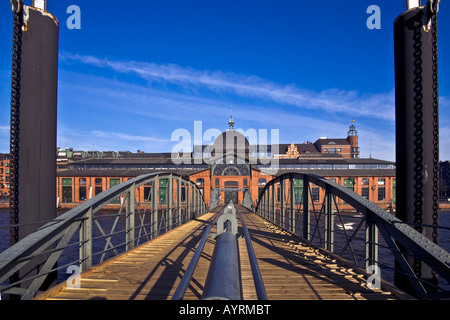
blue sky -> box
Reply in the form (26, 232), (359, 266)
(1, 0), (449, 161)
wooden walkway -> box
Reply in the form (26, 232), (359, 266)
(35, 206), (406, 300)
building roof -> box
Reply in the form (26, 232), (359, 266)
(314, 138), (350, 147)
(272, 169), (396, 177)
(57, 168), (207, 178)
(213, 129), (250, 153)
(277, 143), (320, 154)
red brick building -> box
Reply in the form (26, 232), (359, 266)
(0, 119), (397, 210)
(53, 121), (396, 210)
(0, 154), (10, 198)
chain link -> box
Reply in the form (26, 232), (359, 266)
(410, 1), (440, 279)
(9, 0), (23, 246)
(430, 2), (439, 246)
(412, 16), (424, 277)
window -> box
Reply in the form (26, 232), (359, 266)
(361, 187), (369, 199)
(378, 178), (385, 186)
(196, 178), (204, 186)
(110, 178), (121, 204)
(258, 187), (265, 198)
(329, 148), (336, 153)
(312, 187), (320, 202)
(378, 187), (386, 201)
(62, 186), (72, 203)
(79, 178), (86, 185)
(258, 178), (267, 186)
(215, 178), (220, 187)
(181, 186), (186, 202)
(62, 178), (72, 186)
(361, 178), (369, 186)
(344, 178), (354, 192)
(393, 178), (396, 204)
(95, 186), (103, 196)
(79, 186), (86, 201)
(143, 186), (152, 202)
(94, 176), (102, 195)
(294, 179), (303, 203)
(243, 178), (248, 186)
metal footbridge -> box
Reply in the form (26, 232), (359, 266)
(2, 0), (449, 302)
(1, 172), (450, 300)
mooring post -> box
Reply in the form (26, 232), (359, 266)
(9, 0), (59, 293)
(394, 0), (440, 295)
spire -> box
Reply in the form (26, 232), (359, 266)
(228, 106), (235, 130)
(348, 120), (357, 136)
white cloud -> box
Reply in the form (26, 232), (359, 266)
(90, 131), (171, 143)
(60, 52), (396, 121)
(55, 52), (449, 161)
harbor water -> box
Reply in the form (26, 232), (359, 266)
(1, 209), (450, 295)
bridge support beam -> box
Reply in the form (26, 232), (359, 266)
(151, 178), (158, 239)
(126, 185), (135, 251)
(289, 175), (295, 234)
(302, 176), (310, 241)
(324, 186), (334, 252)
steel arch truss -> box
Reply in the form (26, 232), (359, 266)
(255, 172), (450, 299)
(0, 172), (207, 300)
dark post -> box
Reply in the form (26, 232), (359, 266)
(9, 1), (59, 291)
(394, 2), (439, 295)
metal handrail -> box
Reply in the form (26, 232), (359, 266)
(238, 211), (268, 300)
(0, 172), (208, 300)
(174, 202), (267, 300)
(255, 172), (450, 300)
(201, 202), (241, 300)
(171, 212), (220, 300)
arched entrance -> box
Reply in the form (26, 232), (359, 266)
(224, 189), (238, 204)
(224, 181), (239, 204)
(209, 187), (251, 209)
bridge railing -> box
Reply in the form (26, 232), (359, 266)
(0, 172), (207, 300)
(241, 188), (255, 211)
(255, 172), (450, 300)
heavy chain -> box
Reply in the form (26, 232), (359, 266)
(410, 0), (440, 279)
(412, 16), (424, 277)
(430, 1), (439, 246)
(9, 0), (23, 246)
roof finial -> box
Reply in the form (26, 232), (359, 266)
(228, 105), (235, 130)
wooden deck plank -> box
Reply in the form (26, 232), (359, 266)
(35, 206), (406, 300)
(238, 209), (403, 301)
